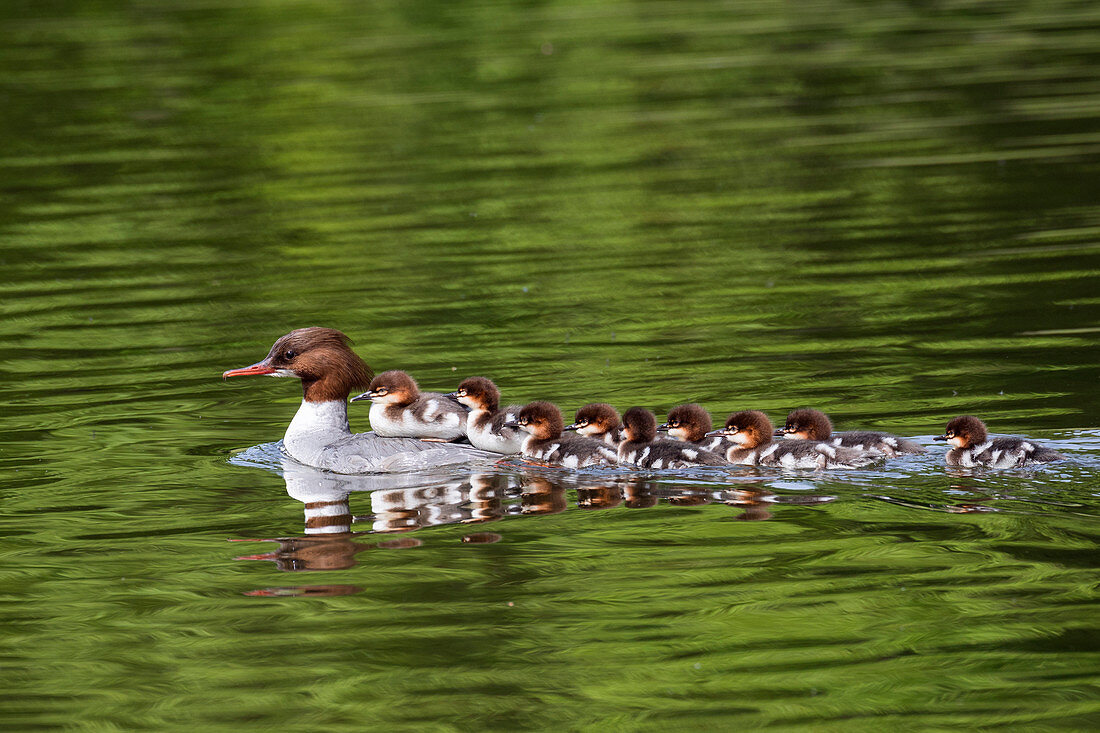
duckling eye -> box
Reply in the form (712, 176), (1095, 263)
(375, 388), (388, 395)
(457, 389), (467, 397)
(578, 420), (589, 427)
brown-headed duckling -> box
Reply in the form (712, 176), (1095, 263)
(935, 415), (1064, 467)
(778, 408), (925, 456)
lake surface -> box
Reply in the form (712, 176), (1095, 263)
(2, 0), (1099, 729)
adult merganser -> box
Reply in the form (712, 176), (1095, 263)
(778, 408), (925, 456)
(448, 376), (525, 454)
(349, 369), (468, 441)
(618, 407), (729, 469)
(709, 410), (880, 469)
(563, 403), (622, 445)
(506, 401), (618, 468)
(935, 415), (1064, 467)
(658, 403), (737, 455)
(222, 328), (490, 473)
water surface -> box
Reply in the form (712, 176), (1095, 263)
(2, 0), (1099, 729)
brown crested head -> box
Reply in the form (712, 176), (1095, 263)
(664, 403), (713, 442)
(364, 370), (420, 405)
(223, 327), (373, 402)
(720, 410), (775, 449)
(453, 376), (500, 411)
(569, 402), (622, 435)
(782, 408), (832, 440)
(515, 401), (564, 440)
(622, 407), (657, 443)
(940, 415), (988, 448)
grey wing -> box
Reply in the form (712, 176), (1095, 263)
(322, 432), (494, 473)
(835, 431), (889, 453)
(827, 445), (880, 468)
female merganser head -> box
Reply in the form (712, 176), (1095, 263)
(779, 408), (926, 456)
(564, 403), (622, 445)
(448, 376), (525, 455)
(934, 415), (1063, 468)
(223, 327), (373, 401)
(619, 407), (729, 469)
(224, 329), (486, 472)
(711, 410), (879, 469)
(508, 401), (617, 468)
(351, 369), (468, 441)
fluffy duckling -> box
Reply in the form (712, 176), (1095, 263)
(711, 410), (880, 469)
(935, 415), (1064, 467)
(618, 407), (729, 469)
(507, 401), (618, 468)
(351, 370), (468, 441)
(448, 376), (525, 454)
(778, 408), (925, 456)
(658, 403), (737, 455)
(564, 403), (622, 445)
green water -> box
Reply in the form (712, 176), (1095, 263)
(3, 0), (1100, 729)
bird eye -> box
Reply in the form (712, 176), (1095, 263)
(283, 349), (297, 360)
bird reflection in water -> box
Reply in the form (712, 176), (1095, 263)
(519, 476), (567, 516)
(576, 484), (623, 510)
(229, 447), (840, 595)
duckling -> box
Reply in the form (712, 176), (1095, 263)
(619, 407), (729, 469)
(564, 403), (622, 445)
(506, 401), (618, 468)
(778, 408), (925, 456)
(710, 410), (880, 469)
(351, 370), (468, 441)
(658, 403), (737, 455)
(448, 376), (525, 454)
(935, 415), (1064, 467)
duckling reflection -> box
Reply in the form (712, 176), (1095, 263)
(462, 532), (503, 544)
(519, 476), (568, 515)
(465, 473), (507, 525)
(717, 484), (775, 521)
(623, 478), (659, 509)
(233, 534), (375, 571)
(369, 481), (473, 533)
(576, 484), (624, 510)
